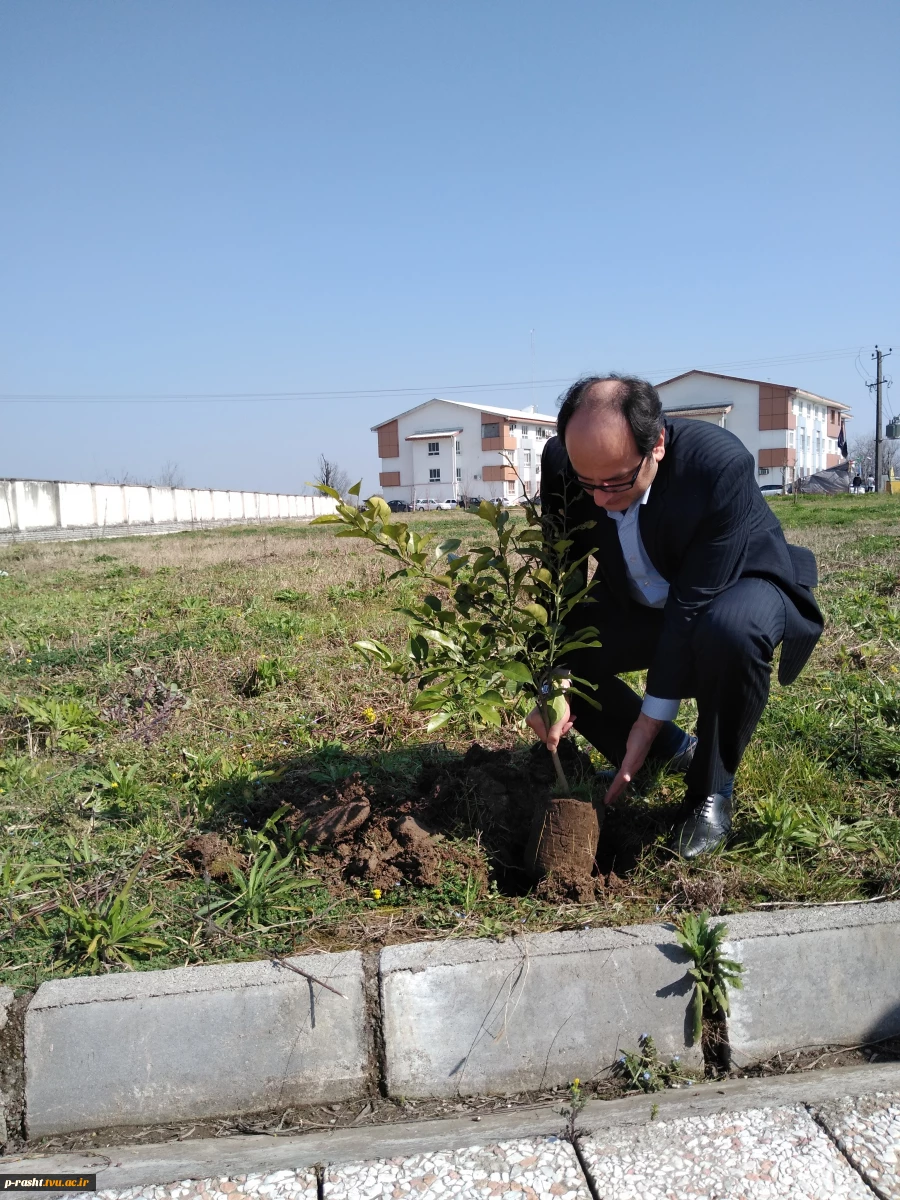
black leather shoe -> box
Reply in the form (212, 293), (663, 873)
(668, 792), (732, 858)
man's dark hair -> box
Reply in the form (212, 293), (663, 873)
(556, 374), (664, 455)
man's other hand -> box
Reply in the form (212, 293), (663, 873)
(603, 713), (664, 806)
(526, 702), (574, 753)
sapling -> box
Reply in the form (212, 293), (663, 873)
(313, 483), (604, 878)
(313, 483), (601, 794)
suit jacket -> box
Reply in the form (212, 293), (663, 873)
(540, 418), (824, 699)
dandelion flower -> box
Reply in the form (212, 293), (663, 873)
(362, 706), (377, 723)
(372, 888), (382, 899)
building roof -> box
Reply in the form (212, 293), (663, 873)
(655, 369), (851, 410)
(663, 402), (734, 418)
(405, 429), (463, 440)
(371, 397), (558, 431)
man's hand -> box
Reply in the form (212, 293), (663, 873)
(526, 701), (574, 753)
(603, 712), (664, 806)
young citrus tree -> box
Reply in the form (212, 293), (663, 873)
(312, 483), (602, 796)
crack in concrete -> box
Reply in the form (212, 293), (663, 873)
(806, 1104), (891, 1200)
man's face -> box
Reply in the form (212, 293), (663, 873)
(564, 405), (665, 512)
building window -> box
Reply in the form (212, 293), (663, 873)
(536, 427), (546, 438)
(509, 422), (517, 432)
(455, 440), (461, 454)
(456, 467), (461, 481)
(427, 441), (440, 456)
(524, 450), (532, 466)
(758, 467), (770, 476)
(506, 480), (516, 494)
(429, 468), (441, 482)
(481, 422), (500, 438)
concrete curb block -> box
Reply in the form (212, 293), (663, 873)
(380, 924), (705, 1099)
(7, 902), (900, 1140)
(24, 953), (368, 1138)
(4, 1064), (898, 1190)
(722, 902), (900, 1063)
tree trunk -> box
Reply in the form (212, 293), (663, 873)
(525, 796), (600, 883)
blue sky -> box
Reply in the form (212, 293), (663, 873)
(2, 1), (897, 493)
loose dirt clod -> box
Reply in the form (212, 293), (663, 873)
(182, 833), (246, 880)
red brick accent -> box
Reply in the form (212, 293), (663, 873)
(482, 465), (517, 482)
(758, 385), (797, 432)
(377, 420), (400, 458)
(379, 471), (400, 487)
(826, 453), (841, 468)
(759, 448), (797, 469)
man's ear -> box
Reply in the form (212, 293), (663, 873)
(651, 428), (666, 463)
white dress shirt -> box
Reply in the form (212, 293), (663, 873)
(606, 485), (680, 722)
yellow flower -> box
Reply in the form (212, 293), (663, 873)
(26, 658), (32, 663)
(363, 706), (377, 724)
(110, 782), (119, 788)
(372, 888), (382, 899)
(573, 1077), (580, 1086)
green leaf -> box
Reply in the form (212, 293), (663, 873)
(310, 514), (345, 525)
(500, 662), (533, 684)
(353, 639), (394, 664)
(521, 602), (548, 626)
(312, 483), (341, 500)
(348, 481), (362, 497)
(426, 711), (453, 732)
(546, 693), (568, 725)
(422, 629), (461, 652)
(474, 703), (502, 726)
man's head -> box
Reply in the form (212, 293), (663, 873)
(556, 374), (666, 511)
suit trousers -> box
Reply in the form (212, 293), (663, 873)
(566, 578), (787, 798)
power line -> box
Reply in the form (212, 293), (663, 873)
(0, 345), (865, 405)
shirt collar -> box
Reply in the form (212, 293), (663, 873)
(606, 483), (653, 521)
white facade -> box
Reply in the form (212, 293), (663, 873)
(373, 399), (557, 504)
(655, 371), (851, 490)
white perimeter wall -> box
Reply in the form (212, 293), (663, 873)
(0, 479), (337, 534)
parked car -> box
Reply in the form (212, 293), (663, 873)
(758, 484), (784, 494)
(413, 497), (440, 511)
(436, 499), (459, 510)
(387, 499), (411, 512)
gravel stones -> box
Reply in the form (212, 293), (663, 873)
(324, 1137), (590, 1199)
(579, 1103), (873, 1199)
(816, 1091), (900, 1197)
(88, 1172), (318, 1200)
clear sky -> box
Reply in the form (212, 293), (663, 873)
(2, 1), (898, 493)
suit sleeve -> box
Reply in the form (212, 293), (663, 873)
(645, 447), (756, 699)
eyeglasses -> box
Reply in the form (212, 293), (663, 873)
(578, 455), (646, 495)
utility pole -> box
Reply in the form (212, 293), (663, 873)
(871, 345), (892, 491)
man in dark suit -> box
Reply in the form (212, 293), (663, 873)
(527, 374), (823, 857)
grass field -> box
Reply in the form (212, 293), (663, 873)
(1, 493), (899, 990)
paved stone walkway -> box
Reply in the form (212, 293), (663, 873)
(71, 1091), (898, 1200)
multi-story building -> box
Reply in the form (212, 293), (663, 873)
(373, 399), (557, 504)
(373, 371), (853, 502)
(655, 370), (852, 489)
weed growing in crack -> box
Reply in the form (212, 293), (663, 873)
(613, 1033), (695, 1093)
(674, 910), (744, 1045)
(559, 1076), (587, 1142)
